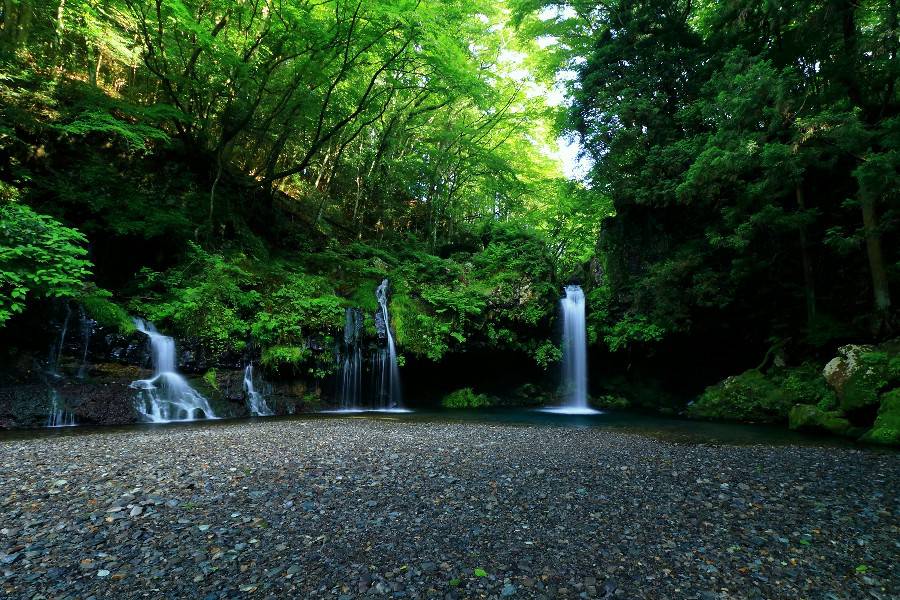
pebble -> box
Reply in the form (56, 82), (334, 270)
(0, 419), (895, 599)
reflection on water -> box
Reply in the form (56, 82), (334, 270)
(0, 406), (881, 450)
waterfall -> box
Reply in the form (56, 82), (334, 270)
(46, 390), (76, 428)
(541, 285), (599, 415)
(47, 303), (72, 377)
(77, 306), (92, 379)
(561, 285), (588, 408)
(337, 308), (363, 409)
(129, 318), (217, 422)
(375, 279), (402, 408)
(243, 364), (273, 416)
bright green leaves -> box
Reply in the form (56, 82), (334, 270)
(0, 201), (93, 326)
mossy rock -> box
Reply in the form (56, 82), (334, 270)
(788, 404), (857, 438)
(442, 387), (494, 409)
(839, 350), (900, 413)
(860, 389), (900, 446)
(687, 369), (790, 423)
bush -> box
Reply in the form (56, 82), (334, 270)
(81, 291), (134, 334)
(0, 201), (93, 326)
(442, 388), (494, 409)
(594, 395), (631, 410)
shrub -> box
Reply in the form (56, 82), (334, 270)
(442, 388), (494, 409)
(0, 201), (92, 326)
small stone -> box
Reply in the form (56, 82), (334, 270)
(97, 570), (110, 577)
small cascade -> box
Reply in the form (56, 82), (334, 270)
(47, 303), (72, 377)
(337, 308), (363, 409)
(130, 318), (217, 422)
(542, 284), (599, 415)
(374, 279), (402, 408)
(77, 306), (93, 379)
(46, 390), (76, 428)
(243, 364), (273, 416)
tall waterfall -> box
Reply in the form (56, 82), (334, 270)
(337, 308), (363, 409)
(541, 285), (599, 415)
(243, 365), (273, 416)
(561, 285), (589, 408)
(130, 319), (217, 422)
(375, 279), (402, 408)
(46, 390), (76, 428)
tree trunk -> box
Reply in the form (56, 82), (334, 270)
(861, 196), (892, 333)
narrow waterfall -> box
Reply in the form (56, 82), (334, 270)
(130, 318), (217, 422)
(47, 303), (72, 377)
(375, 279), (402, 408)
(337, 308), (363, 409)
(561, 284), (588, 408)
(46, 390), (76, 428)
(542, 284), (599, 415)
(243, 364), (273, 416)
(77, 306), (92, 379)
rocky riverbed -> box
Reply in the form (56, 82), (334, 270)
(0, 418), (897, 599)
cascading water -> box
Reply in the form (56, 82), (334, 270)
(46, 390), (76, 428)
(243, 364), (273, 416)
(374, 279), (402, 409)
(47, 303), (72, 377)
(77, 306), (93, 379)
(337, 308), (363, 409)
(130, 318), (217, 422)
(541, 284), (600, 415)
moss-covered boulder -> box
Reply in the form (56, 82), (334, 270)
(687, 370), (790, 422)
(822, 344), (873, 398)
(860, 389), (900, 446)
(442, 387), (494, 408)
(788, 404), (857, 437)
(838, 350), (900, 413)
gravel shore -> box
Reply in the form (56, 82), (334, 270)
(0, 418), (897, 599)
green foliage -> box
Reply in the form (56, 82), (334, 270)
(202, 369), (218, 391)
(441, 388), (494, 409)
(81, 291), (134, 334)
(840, 350), (900, 412)
(260, 345), (311, 374)
(688, 370), (791, 423)
(780, 364), (837, 410)
(54, 108), (171, 151)
(0, 201), (92, 326)
(788, 404), (855, 438)
(533, 341), (561, 369)
(595, 395), (631, 410)
(860, 389), (900, 446)
(132, 245), (260, 358)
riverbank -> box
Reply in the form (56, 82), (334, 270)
(1, 418), (896, 599)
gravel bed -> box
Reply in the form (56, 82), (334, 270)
(0, 418), (897, 599)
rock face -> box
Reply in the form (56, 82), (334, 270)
(0, 385), (52, 429)
(57, 380), (139, 425)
